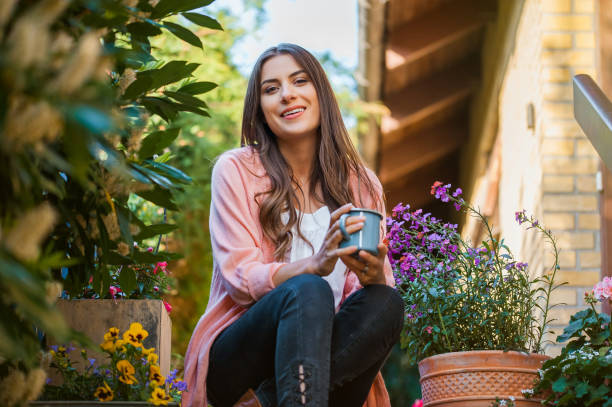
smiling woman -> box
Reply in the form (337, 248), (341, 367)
(182, 43), (404, 407)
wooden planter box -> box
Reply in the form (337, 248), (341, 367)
(55, 299), (172, 376)
(31, 402), (178, 406)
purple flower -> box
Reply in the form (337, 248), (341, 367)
(515, 210), (527, 224)
(88, 358), (96, 367)
(452, 188), (463, 197)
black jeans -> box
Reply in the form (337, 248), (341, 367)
(206, 274), (404, 407)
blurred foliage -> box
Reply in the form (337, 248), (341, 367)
(148, 9), (246, 360)
(0, 0), (223, 401)
(382, 344), (422, 406)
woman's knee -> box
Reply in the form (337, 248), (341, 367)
(363, 285), (405, 339)
(279, 274), (334, 312)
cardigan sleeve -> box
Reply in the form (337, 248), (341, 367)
(209, 152), (287, 306)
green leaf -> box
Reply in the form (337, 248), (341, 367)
(137, 186), (178, 210)
(69, 106), (113, 134)
(131, 163), (174, 189)
(139, 128), (181, 158)
(178, 81), (217, 94)
(152, 0), (215, 19)
(143, 61), (199, 90)
(116, 205), (134, 248)
(144, 159), (192, 183)
(575, 382), (589, 398)
(132, 250), (182, 263)
(174, 102), (210, 117)
(141, 97), (179, 121)
(163, 21), (202, 48)
(106, 252), (133, 265)
(118, 267), (137, 295)
(123, 75), (154, 100)
(182, 12), (223, 30)
(134, 224), (179, 240)
(552, 377), (567, 392)
(163, 90), (208, 109)
(127, 21), (163, 37)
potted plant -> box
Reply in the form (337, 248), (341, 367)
(33, 322), (186, 406)
(387, 182), (561, 406)
(527, 277), (611, 406)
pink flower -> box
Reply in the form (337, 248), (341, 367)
(163, 300), (172, 313)
(425, 326), (433, 334)
(153, 261), (168, 275)
(412, 400), (423, 407)
(153, 286), (159, 292)
(593, 277), (612, 301)
(109, 285), (121, 299)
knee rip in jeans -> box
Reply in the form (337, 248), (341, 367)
(294, 364), (311, 405)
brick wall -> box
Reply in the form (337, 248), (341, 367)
(495, 0), (600, 355)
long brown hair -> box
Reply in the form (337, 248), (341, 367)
(241, 43), (380, 260)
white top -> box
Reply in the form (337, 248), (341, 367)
(281, 206), (347, 308)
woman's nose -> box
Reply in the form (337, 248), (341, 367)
(280, 85), (296, 103)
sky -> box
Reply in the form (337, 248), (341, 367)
(210, 0), (359, 75)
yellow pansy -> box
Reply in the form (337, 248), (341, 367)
(116, 360), (137, 385)
(100, 340), (116, 353)
(149, 364), (165, 387)
(148, 387), (171, 406)
(103, 327), (120, 342)
(147, 352), (158, 365)
(123, 322), (148, 347)
(94, 381), (114, 401)
(142, 347), (155, 356)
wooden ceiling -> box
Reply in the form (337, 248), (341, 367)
(377, 0), (496, 214)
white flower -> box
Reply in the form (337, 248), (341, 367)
(4, 203), (58, 261)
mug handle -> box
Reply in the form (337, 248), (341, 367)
(339, 213), (351, 240)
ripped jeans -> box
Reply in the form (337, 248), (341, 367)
(206, 274), (404, 407)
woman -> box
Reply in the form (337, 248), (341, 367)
(183, 43), (404, 407)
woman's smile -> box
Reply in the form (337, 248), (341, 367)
(280, 105), (306, 119)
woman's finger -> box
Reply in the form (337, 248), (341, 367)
(329, 203), (353, 226)
(329, 222), (364, 247)
(333, 245), (359, 258)
(340, 254), (365, 270)
(358, 249), (379, 266)
(376, 243), (388, 260)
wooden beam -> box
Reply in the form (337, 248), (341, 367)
(385, 0), (487, 92)
(381, 61), (478, 146)
(379, 118), (467, 184)
(357, 0), (386, 170)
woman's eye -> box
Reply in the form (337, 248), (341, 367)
(295, 78), (308, 85)
(263, 86), (277, 94)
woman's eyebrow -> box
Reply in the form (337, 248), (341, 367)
(260, 70), (307, 87)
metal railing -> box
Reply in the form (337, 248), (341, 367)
(573, 74), (612, 171)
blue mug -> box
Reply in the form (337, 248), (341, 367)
(338, 208), (383, 257)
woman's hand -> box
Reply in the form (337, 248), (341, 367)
(309, 203), (364, 277)
(341, 243), (388, 286)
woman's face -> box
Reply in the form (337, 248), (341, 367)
(259, 54), (321, 143)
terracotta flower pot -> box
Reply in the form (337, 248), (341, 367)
(418, 350), (550, 407)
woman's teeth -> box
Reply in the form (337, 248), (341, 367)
(282, 108), (305, 117)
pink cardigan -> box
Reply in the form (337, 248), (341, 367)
(182, 147), (394, 407)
